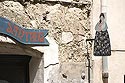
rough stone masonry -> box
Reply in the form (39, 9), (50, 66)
(0, 0), (92, 83)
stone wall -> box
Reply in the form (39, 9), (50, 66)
(0, 0), (92, 83)
(1, 0), (92, 62)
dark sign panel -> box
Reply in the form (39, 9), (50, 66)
(0, 17), (49, 45)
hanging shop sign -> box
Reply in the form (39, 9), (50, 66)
(0, 17), (49, 46)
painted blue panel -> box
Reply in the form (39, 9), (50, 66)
(0, 17), (49, 45)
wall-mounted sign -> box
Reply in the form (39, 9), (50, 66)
(0, 17), (49, 46)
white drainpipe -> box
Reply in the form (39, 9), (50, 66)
(101, 0), (109, 83)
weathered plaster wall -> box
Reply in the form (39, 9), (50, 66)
(92, 0), (125, 83)
(107, 0), (125, 83)
(0, 0), (92, 83)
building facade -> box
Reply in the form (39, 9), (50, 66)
(92, 0), (125, 83)
(0, 0), (92, 83)
(0, 0), (124, 83)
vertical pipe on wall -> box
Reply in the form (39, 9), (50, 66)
(101, 0), (109, 83)
(102, 56), (108, 83)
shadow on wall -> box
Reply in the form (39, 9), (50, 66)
(29, 56), (43, 83)
(1, 0), (91, 11)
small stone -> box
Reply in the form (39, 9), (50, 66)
(62, 32), (73, 44)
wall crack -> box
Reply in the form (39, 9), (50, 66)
(44, 63), (59, 69)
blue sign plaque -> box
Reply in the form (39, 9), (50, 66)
(0, 17), (49, 45)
